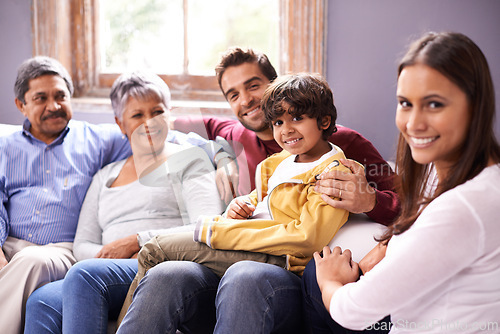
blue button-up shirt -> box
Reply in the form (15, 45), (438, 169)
(0, 119), (131, 246)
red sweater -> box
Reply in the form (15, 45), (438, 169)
(174, 117), (399, 226)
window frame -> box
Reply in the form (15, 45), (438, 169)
(32, 0), (327, 102)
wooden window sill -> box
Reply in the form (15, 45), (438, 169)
(72, 97), (234, 119)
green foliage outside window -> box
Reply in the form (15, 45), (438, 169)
(100, 0), (279, 75)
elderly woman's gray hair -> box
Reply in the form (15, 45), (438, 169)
(110, 72), (172, 120)
(14, 56), (74, 104)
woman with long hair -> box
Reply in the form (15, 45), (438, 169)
(302, 31), (500, 333)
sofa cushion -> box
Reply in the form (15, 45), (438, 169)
(0, 123), (22, 137)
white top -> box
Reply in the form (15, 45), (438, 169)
(331, 164), (500, 333)
(252, 145), (339, 219)
(73, 145), (223, 261)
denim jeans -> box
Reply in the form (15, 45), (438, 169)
(24, 258), (138, 334)
(215, 261), (304, 334)
(117, 260), (220, 334)
(301, 259), (390, 334)
(119, 232), (287, 323)
(117, 260), (304, 334)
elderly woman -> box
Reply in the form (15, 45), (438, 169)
(24, 72), (224, 334)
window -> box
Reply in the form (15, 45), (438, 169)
(32, 0), (327, 104)
(100, 0), (280, 76)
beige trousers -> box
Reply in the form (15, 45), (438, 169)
(118, 232), (286, 326)
(0, 237), (76, 334)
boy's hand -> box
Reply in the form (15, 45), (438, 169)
(315, 158), (376, 214)
(226, 198), (255, 219)
(314, 246), (360, 311)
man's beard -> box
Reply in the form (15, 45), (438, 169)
(238, 117), (270, 134)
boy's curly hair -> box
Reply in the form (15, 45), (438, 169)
(261, 73), (337, 139)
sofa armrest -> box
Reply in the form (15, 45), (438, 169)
(0, 123), (22, 137)
(328, 214), (387, 263)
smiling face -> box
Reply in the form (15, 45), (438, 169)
(15, 74), (72, 144)
(116, 96), (169, 157)
(272, 104), (331, 163)
(396, 63), (471, 177)
(220, 62), (272, 137)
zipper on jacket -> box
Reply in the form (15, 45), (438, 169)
(266, 179), (304, 220)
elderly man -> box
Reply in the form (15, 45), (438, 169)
(0, 56), (131, 333)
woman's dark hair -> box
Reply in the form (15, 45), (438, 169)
(261, 73), (338, 140)
(381, 32), (500, 242)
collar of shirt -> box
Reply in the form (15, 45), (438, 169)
(22, 118), (70, 147)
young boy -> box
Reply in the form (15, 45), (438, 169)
(118, 73), (356, 322)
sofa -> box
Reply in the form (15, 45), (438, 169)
(1, 121), (386, 333)
(0, 121), (387, 259)
(0, 122), (21, 137)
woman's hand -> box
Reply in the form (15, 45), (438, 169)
(226, 197), (255, 219)
(95, 235), (141, 259)
(314, 246), (360, 311)
(315, 159), (376, 214)
(359, 242), (387, 274)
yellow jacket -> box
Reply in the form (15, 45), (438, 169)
(195, 147), (351, 274)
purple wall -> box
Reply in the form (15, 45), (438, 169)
(326, 0), (500, 160)
(0, 0), (32, 126)
(1, 0), (499, 161)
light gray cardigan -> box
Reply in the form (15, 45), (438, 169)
(73, 144), (224, 261)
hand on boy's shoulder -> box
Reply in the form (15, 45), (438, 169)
(315, 158), (376, 214)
